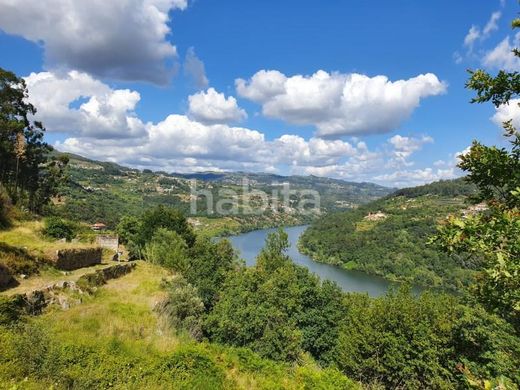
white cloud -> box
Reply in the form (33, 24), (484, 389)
(188, 88), (247, 124)
(483, 11), (501, 36)
(25, 71), (147, 139)
(388, 134), (434, 166)
(492, 98), (520, 127)
(184, 47), (209, 89)
(373, 168), (458, 188)
(236, 70), (446, 137)
(457, 8), (503, 63)
(464, 26), (481, 50)
(28, 70), (453, 187)
(0, 0), (188, 84)
(483, 32), (520, 71)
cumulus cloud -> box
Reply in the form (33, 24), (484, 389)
(25, 71), (147, 139)
(492, 98), (520, 127)
(236, 70), (446, 137)
(483, 32), (520, 71)
(388, 134), (434, 167)
(188, 88), (247, 124)
(373, 168), (458, 188)
(28, 70), (451, 187)
(0, 0), (188, 84)
(184, 47), (209, 89)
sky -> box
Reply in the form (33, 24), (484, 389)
(0, 0), (518, 187)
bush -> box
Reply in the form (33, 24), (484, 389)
(143, 228), (189, 271)
(333, 288), (520, 388)
(0, 296), (24, 326)
(155, 276), (205, 340)
(42, 217), (77, 241)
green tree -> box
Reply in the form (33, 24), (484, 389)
(185, 237), (237, 309)
(0, 67), (67, 212)
(205, 229), (346, 363)
(433, 16), (520, 330)
(333, 288), (520, 389)
(138, 205), (195, 247)
(42, 216), (77, 241)
(116, 215), (142, 258)
(143, 228), (189, 272)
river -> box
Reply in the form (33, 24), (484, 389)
(227, 225), (402, 297)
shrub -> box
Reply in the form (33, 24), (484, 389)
(155, 276), (205, 340)
(42, 216), (77, 241)
(143, 228), (189, 271)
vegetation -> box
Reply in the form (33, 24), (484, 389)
(300, 178), (476, 290)
(50, 152), (392, 233)
(433, 17), (520, 332)
(0, 261), (359, 389)
(42, 216), (78, 241)
(0, 67), (67, 214)
(0, 49), (519, 389)
(335, 288), (519, 389)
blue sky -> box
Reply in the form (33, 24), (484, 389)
(0, 0), (517, 187)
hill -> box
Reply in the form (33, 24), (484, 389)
(51, 153), (393, 234)
(299, 178), (479, 290)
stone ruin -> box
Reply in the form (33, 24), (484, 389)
(53, 248), (103, 270)
(96, 235), (119, 251)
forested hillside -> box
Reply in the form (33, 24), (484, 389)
(51, 153), (392, 234)
(299, 178), (478, 290)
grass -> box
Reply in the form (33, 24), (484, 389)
(0, 220), (95, 259)
(44, 261), (176, 349)
(1, 261), (359, 389)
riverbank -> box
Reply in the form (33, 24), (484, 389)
(226, 225), (412, 297)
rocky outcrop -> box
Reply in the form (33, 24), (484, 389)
(53, 248), (102, 270)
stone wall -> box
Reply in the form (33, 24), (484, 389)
(77, 263), (136, 289)
(2, 263), (137, 321)
(54, 248), (102, 270)
(0, 263), (13, 289)
(96, 235), (119, 251)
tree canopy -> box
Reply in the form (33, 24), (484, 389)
(0, 67), (67, 214)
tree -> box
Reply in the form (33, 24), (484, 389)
(185, 237), (237, 309)
(138, 205), (195, 248)
(204, 229), (346, 363)
(433, 17), (520, 330)
(143, 228), (189, 272)
(0, 67), (67, 212)
(333, 288), (520, 388)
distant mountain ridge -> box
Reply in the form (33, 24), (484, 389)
(52, 152), (394, 234)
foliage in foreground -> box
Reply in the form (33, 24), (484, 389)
(434, 16), (520, 331)
(0, 67), (68, 213)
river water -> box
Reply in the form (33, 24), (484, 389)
(227, 225), (400, 297)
